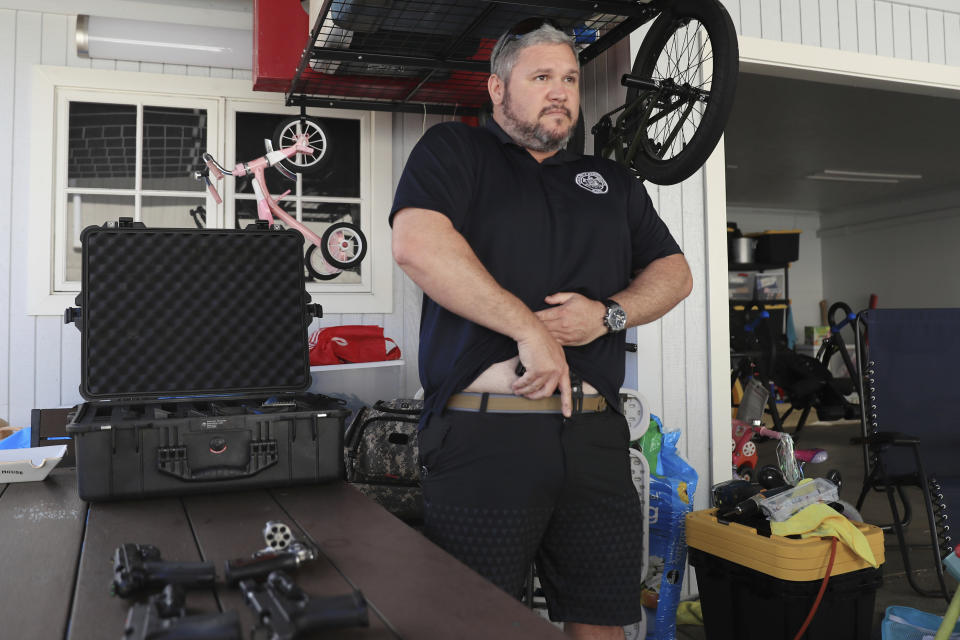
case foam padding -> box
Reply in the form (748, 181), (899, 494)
(79, 226), (311, 399)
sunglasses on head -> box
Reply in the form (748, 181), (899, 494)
(505, 17), (569, 39)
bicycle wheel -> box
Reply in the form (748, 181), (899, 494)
(321, 222), (367, 271)
(271, 116), (330, 174)
(624, 0), (738, 185)
(304, 244), (341, 280)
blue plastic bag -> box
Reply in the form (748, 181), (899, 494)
(647, 428), (698, 640)
(0, 427), (30, 450)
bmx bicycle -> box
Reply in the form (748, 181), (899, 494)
(195, 116), (366, 281)
(592, 0), (739, 185)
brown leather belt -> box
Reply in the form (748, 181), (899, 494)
(446, 392), (606, 414)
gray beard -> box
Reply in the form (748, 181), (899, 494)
(501, 90), (574, 153)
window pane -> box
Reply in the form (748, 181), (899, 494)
(300, 118), (360, 198)
(68, 102), (136, 189)
(303, 202), (362, 285)
(142, 196), (206, 229)
(142, 107), (209, 192)
(234, 112), (360, 198)
(64, 194), (135, 281)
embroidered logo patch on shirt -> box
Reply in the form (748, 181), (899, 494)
(575, 171), (609, 194)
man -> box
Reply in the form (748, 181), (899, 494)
(390, 18), (692, 640)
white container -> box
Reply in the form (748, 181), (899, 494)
(0, 445), (67, 482)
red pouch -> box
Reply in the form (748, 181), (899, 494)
(309, 325), (401, 365)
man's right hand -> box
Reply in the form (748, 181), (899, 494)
(511, 324), (572, 417)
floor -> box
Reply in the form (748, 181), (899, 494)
(675, 418), (957, 640)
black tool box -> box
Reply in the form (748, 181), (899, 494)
(65, 220), (349, 501)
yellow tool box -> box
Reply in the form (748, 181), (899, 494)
(686, 508), (884, 640)
(686, 508), (884, 581)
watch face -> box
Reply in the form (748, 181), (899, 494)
(606, 303), (627, 331)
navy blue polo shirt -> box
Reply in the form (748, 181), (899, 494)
(390, 118), (682, 420)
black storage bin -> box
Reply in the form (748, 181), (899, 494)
(689, 547), (882, 640)
(65, 220), (347, 501)
(747, 230), (800, 263)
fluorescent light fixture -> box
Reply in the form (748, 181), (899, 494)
(806, 169), (923, 184)
(823, 169), (923, 180)
(808, 175), (899, 184)
(76, 14), (251, 69)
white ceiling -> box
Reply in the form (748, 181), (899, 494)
(723, 72), (960, 214)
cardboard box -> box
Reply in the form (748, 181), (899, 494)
(805, 325), (830, 347)
(0, 445), (67, 482)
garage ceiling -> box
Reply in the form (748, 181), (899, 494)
(723, 72), (960, 214)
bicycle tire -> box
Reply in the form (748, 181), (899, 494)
(304, 244), (341, 280)
(321, 222), (367, 271)
(624, 0), (738, 185)
(271, 116), (331, 175)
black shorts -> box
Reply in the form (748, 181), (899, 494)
(417, 406), (644, 626)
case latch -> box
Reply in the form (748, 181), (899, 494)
(118, 217), (135, 228)
(307, 303), (323, 319)
(64, 307), (82, 325)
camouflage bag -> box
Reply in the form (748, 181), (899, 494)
(344, 399), (423, 522)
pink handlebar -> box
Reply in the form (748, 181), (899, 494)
(757, 426), (782, 440)
(205, 157), (224, 181)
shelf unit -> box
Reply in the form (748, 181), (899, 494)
(729, 261), (791, 348)
(285, 0), (661, 114)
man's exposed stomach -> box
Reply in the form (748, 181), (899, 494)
(463, 356), (599, 394)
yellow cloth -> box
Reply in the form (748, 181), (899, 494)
(676, 600), (703, 626)
(770, 502), (879, 568)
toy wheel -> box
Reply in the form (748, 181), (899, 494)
(271, 116), (330, 174)
(304, 244), (341, 280)
(321, 222), (367, 270)
(736, 464), (754, 482)
(623, 0), (738, 184)
(740, 440), (757, 457)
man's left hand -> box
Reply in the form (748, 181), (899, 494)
(535, 292), (607, 346)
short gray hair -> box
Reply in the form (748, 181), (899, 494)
(489, 22), (579, 83)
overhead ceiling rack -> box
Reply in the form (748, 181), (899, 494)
(285, 0), (660, 115)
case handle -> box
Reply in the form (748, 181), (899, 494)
(156, 440), (278, 481)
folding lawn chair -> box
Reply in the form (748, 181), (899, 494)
(853, 308), (958, 601)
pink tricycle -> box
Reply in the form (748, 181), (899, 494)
(732, 419), (828, 483)
(196, 116), (366, 281)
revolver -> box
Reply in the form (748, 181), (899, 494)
(224, 521), (317, 585)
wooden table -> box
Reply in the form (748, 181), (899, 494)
(0, 470), (566, 639)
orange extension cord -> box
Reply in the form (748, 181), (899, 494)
(792, 537), (839, 640)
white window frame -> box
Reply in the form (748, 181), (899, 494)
(28, 65), (393, 315)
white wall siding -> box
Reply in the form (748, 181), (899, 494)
(0, 10), (15, 422)
(722, 0), (960, 63)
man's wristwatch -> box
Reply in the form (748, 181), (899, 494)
(602, 299), (627, 333)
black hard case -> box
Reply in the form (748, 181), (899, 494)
(65, 221), (347, 501)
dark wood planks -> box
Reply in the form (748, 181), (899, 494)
(0, 470), (87, 639)
(275, 483), (567, 640)
(68, 494), (221, 639)
(183, 489), (398, 639)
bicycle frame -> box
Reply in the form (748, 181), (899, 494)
(200, 137), (327, 250)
